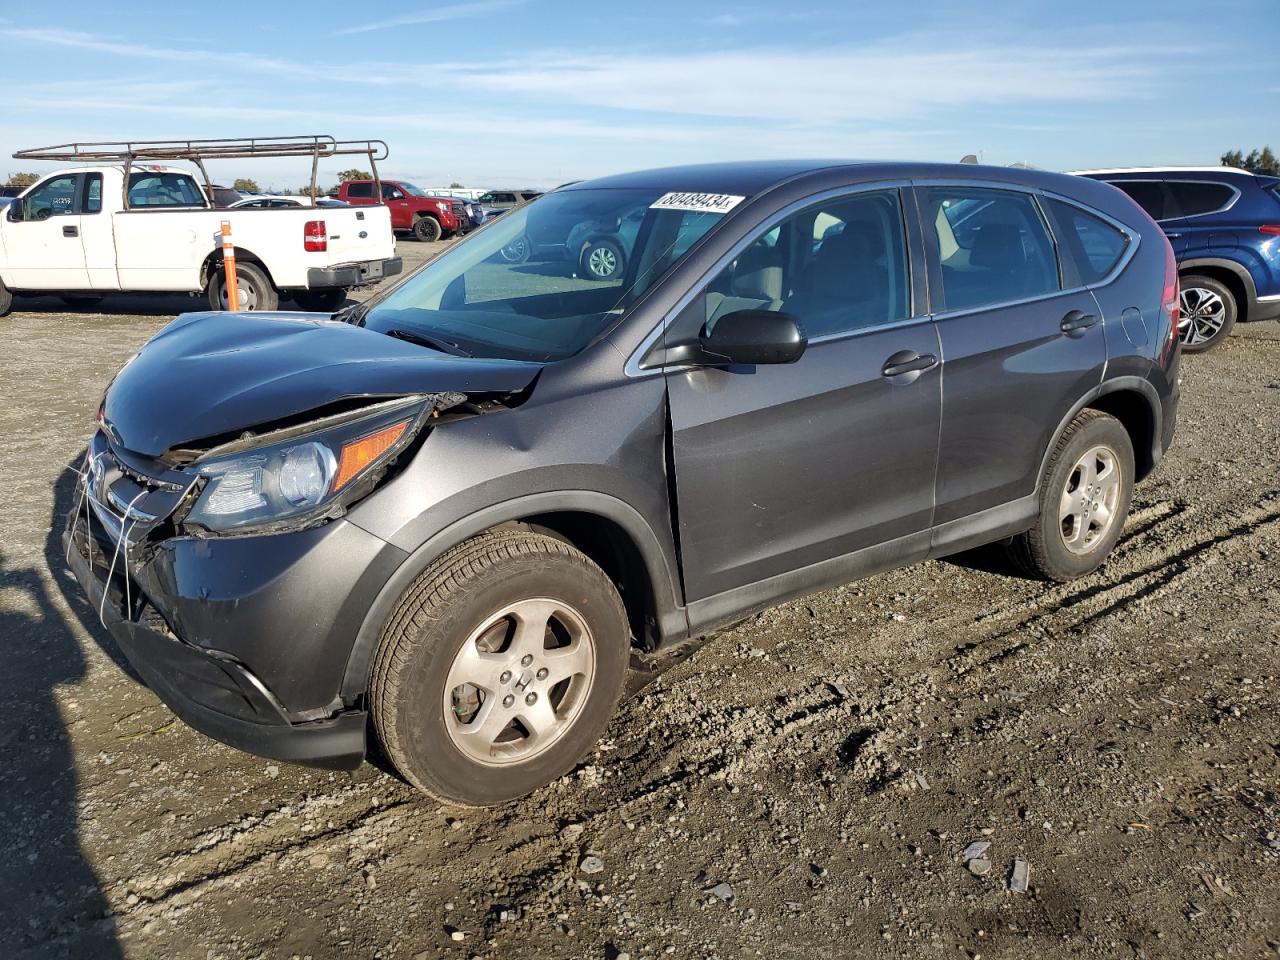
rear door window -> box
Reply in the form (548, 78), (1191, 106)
(1044, 199), (1129, 284)
(345, 182), (374, 199)
(83, 174), (103, 214)
(127, 173), (205, 208)
(1165, 181), (1236, 218)
(920, 187), (1061, 312)
(1105, 180), (1173, 221)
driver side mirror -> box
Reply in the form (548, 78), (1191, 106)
(5, 197), (23, 222)
(698, 309), (807, 365)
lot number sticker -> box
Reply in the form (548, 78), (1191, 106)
(650, 192), (745, 214)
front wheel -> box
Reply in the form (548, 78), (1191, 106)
(413, 216), (442, 242)
(1178, 274), (1236, 353)
(580, 239), (624, 281)
(206, 261), (279, 312)
(1007, 409), (1134, 582)
(0, 277), (12, 317)
(370, 530), (629, 806)
(293, 288), (348, 312)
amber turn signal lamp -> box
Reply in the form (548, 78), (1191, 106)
(331, 421), (409, 493)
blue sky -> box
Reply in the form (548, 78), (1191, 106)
(1, 0), (1276, 190)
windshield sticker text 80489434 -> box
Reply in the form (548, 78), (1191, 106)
(649, 192), (745, 214)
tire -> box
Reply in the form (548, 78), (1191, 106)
(0, 277), (12, 318)
(1007, 409), (1134, 582)
(1178, 274), (1236, 353)
(370, 530), (629, 806)
(580, 239), (625, 281)
(60, 296), (104, 309)
(206, 261), (278, 312)
(413, 216), (442, 242)
(499, 235), (531, 264)
(293, 288), (348, 312)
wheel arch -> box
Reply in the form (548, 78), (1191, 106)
(340, 492), (688, 701)
(1038, 377), (1164, 489)
(1179, 257), (1256, 322)
(200, 246), (277, 289)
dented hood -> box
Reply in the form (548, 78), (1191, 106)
(102, 311), (542, 457)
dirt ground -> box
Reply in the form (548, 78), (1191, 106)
(1, 241), (1278, 960)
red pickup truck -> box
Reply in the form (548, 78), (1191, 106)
(336, 180), (469, 242)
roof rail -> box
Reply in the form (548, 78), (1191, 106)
(1067, 165), (1255, 176)
(13, 136), (390, 206)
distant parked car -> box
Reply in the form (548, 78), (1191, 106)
(209, 185), (244, 208)
(500, 197), (646, 281)
(1075, 166), (1280, 351)
(229, 195), (350, 210)
(478, 189), (542, 219)
(336, 180), (470, 241)
(0, 185), (25, 199)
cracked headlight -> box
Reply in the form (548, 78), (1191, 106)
(184, 400), (426, 533)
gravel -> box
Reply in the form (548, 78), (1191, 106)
(1, 256), (1278, 958)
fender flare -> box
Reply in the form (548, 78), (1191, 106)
(1178, 257), (1258, 305)
(1035, 376), (1164, 491)
(339, 490), (688, 700)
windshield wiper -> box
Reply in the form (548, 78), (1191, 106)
(385, 328), (473, 357)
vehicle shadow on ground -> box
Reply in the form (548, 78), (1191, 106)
(0, 475), (124, 957)
(12, 292), (312, 317)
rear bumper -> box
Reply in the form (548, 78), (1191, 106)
(308, 256), (402, 290)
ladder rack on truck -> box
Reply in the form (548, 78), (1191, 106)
(13, 136), (389, 208)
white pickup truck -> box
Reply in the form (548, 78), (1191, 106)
(0, 163), (401, 316)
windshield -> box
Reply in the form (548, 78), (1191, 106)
(361, 187), (734, 361)
(399, 182), (429, 198)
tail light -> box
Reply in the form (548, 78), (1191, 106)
(304, 220), (327, 252)
(1259, 224), (1280, 236)
(1160, 238), (1180, 361)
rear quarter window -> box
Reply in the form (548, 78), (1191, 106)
(1166, 181), (1236, 218)
(1044, 199), (1129, 285)
(345, 182), (374, 199)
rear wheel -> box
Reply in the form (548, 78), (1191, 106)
(499, 235), (531, 263)
(1007, 409), (1134, 582)
(0, 277), (12, 317)
(293, 288), (348, 312)
(413, 215), (442, 242)
(1178, 274), (1236, 353)
(206, 261), (278, 312)
(60, 296), (104, 309)
(370, 530), (629, 806)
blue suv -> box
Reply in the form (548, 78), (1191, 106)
(1076, 167), (1280, 351)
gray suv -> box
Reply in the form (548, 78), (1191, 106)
(65, 160), (1180, 805)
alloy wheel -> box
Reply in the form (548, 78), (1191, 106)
(1178, 286), (1226, 346)
(1059, 444), (1122, 555)
(587, 246), (618, 278)
(443, 598), (596, 766)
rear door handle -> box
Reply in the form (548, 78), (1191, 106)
(881, 351), (938, 378)
(62, 225), (79, 238)
(1060, 309), (1099, 333)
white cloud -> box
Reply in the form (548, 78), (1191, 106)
(335, 0), (526, 35)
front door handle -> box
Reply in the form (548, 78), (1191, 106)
(881, 351), (939, 379)
(62, 225), (79, 238)
(1060, 309), (1099, 333)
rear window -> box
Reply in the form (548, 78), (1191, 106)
(128, 173), (205, 208)
(1045, 199), (1129, 285)
(1166, 180), (1236, 218)
(345, 182), (374, 199)
(1106, 181), (1172, 221)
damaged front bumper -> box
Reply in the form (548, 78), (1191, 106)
(62, 433), (406, 770)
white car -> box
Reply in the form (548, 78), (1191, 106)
(0, 166), (399, 315)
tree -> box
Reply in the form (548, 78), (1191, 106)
(6, 172), (38, 187)
(449, 181), (465, 189)
(1222, 147), (1279, 176)
(337, 169), (372, 183)
(233, 178), (260, 194)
